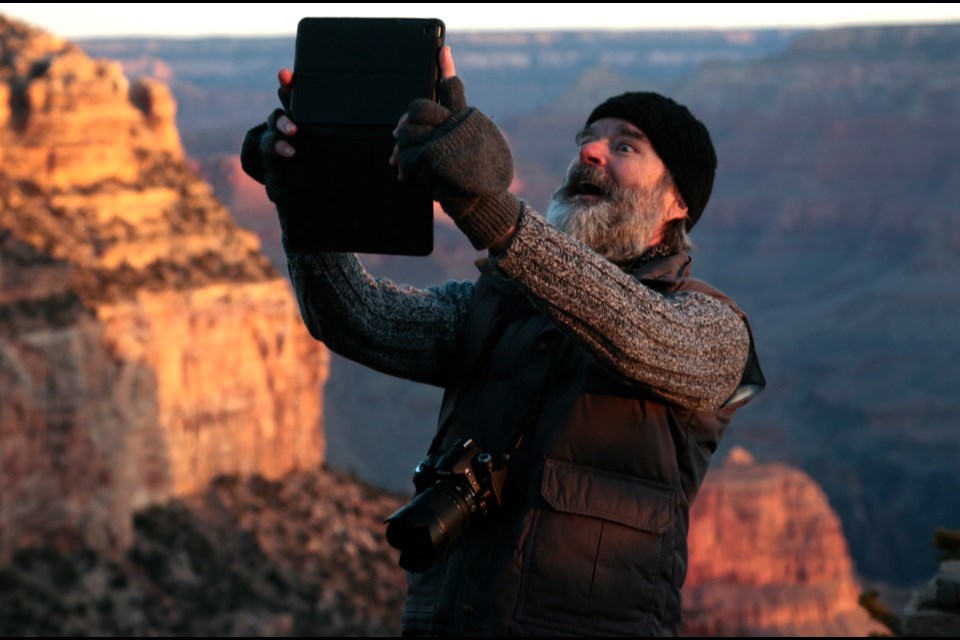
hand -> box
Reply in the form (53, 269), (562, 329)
(392, 46), (512, 198)
(390, 46), (519, 250)
(272, 68), (298, 158)
(389, 46), (457, 177)
(239, 69), (299, 203)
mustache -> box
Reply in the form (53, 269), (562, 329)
(553, 164), (617, 201)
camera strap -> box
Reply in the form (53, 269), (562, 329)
(427, 302), (560, 464)
(428, 367), (553, 466)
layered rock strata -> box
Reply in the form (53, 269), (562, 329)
(683, 447), (882, 636)
(0, 15), (327, 560)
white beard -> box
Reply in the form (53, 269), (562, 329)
(546, 170), (672, 263)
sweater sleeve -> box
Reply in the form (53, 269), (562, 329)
(491, 204), (751, 411)
(285, 250), (473, 388)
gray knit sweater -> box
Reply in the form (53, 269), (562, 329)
(286, 202), (749, 412)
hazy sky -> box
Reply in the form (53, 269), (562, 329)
(5, 3), (960, 38)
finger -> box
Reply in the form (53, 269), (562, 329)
(392, 112), (409, 138)
(260, 128), (295, 159)
(274, 139), (296, 158)
(277, 68), (294, 110)
(439, 46), (456, 80)
(267, 107), (287, 132)
(276, 114), (297, 136)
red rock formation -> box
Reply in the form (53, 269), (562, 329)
(683, 447), (883, 636)
(0, 15), (327, 560)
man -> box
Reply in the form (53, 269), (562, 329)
(241, 46), (764, 637)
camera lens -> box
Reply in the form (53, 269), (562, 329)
(385, 480), (475, 572)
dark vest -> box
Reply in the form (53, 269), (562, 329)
(400, 252), (764, 637)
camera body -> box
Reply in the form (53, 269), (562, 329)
(385, 438), (508, 572)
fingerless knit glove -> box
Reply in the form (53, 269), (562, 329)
(240, 108), (296, 206)
(240, 107), (319, 253)
(396, 77), (521, 250)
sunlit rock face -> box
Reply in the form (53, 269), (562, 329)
(682, 447), (883, 637)
(0, 15), (328, 560)
(0, 25), (182, 189)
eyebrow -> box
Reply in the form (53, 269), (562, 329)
(575, 123), (648, 145)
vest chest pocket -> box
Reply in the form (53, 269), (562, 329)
(516, 459), (680, 636)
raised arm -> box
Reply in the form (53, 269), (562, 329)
(492, 206), (749, 411)
(285, 251), (472, 387)
(393, 49), (749, 410)
(239, 64), (473, 387)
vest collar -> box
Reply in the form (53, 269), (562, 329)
(627, 250), (692, 283)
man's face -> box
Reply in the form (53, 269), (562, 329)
(546, 117), (687, 262)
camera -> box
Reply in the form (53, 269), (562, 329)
(384, 438), (508, 572)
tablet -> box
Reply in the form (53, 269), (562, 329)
(285, 17), (445, 256)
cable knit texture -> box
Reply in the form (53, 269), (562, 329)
(492, 205), (749, 409)
(285, 203), (749, 411)
(286, 250), (473, 388)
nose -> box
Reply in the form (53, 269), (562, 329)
(579, 140), (606, 166)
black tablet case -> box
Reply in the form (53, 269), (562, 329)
(285, 17), (445, 256)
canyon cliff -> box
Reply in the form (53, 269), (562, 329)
(683, 447), (881, 636)
(0, 15), (327, 560)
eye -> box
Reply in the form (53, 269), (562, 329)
(615, 141), (637, 153)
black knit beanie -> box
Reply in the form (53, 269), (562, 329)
(586, 92), (716, 229)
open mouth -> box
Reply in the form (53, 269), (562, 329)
(557, 164), (615, 201)
(562, 178), (611, 202)
(571, 182), (604, 197)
